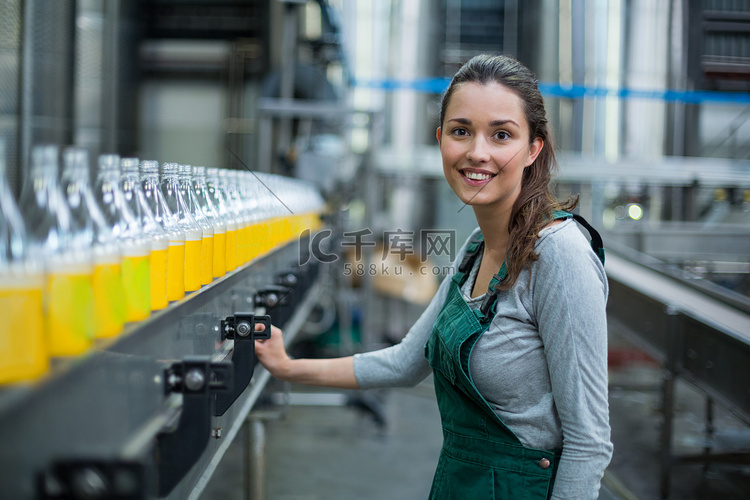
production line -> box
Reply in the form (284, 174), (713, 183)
(0, 148), (328, 499)
(3, 0), (750, 498)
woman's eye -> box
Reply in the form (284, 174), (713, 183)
(451, 127), (469, 136)
(494, 131), (510, 140)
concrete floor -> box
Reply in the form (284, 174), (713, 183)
(199, 329), (750, 500)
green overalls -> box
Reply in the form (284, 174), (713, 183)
(424, 213), (604, 499)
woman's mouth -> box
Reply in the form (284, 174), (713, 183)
(461, 169), (495, 185)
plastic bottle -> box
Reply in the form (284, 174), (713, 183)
(95, 154), (151, 322)
(193, 166), (226, 278)
(160, 163), (202, 292)
(220, 169), (251, 264)
(179, 164), (213, 285)
(237, 172), (261, 262)
(140, 160), (186, 302)
(206, 168), (240, 272)
(237, 171), (259, 262)
(232, 170), (254, 265)
(0, 141), (48, 382)
(61, 148), (125, 338)
(244, 171), (270, 257)
(254, 171), (288, 253)
(120, 158), (169, 311)
(19, 145), (94, 356)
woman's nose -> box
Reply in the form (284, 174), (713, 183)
(466, 137), (490, 163)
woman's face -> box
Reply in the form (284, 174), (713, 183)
(437, 82), (542, 213)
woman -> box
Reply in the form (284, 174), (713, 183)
(255, 54), (613, 499)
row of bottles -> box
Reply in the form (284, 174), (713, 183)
(0, 143), (325, 385)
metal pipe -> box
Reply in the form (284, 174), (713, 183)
(245, 416), (266, 500)
(102, 0), (120, 152)
(18, 0), (33, 182)
(659, 306), (682, 499)
(503, 0), (518, 57)
(571, 0), (586, 152)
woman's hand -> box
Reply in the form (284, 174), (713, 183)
(253, 322), (359, 389)
(254, 323), (292, 381)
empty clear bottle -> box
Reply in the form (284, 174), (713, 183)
(95, 154), (151, 322)
(206, 168), (240, 272)
(160, 163), (202, 292)
(62, 148), (125, 338)
(179, 164), (213, 285)
(140, 160), (185, 302)
(193, 166), (226, 278)
(121, 158), (169, 311)
(0, 140), (48, 382)
(19, 145), (94, 356)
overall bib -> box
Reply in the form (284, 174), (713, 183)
(424, 213), (604, 500)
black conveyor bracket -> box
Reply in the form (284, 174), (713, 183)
(214, 314), (271, 416)
(156, 357), (232, 497)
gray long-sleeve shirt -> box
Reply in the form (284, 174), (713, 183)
(353, 219), (613, 499)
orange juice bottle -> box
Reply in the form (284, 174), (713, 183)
(225, 221), (238, 272)
(91, 250), (126, 337)
(235, 170), (261, 263)
(62, 148), (125, 338)
(254, 172), (292, 252)
(165, 239), (185, 300)
(120, 158), (168, 311)
(179, 164), (213, 285)
(183, 231), (202, 291)
(207, 168), (240, 272)
(46, 258), (95, 355)
(241, 171), (269, 261)
(20, 145), (94, 357)
(232, 171), (252, 264)
(219, 169), (250, 264)
(160, 163), (203, 292)
(193, 166), (226, 278)
(0, 140), (48, 383)
(0, 268), (46, 383)
(120, 242), (151, 321)
(139, 160), (186, 302)
(95, 154), (151, 323)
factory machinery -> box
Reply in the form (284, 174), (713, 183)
(0, 164), (328, 500)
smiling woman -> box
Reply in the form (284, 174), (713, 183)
(253, 54), (612, 500)
(437, 82), (541, 223)
(436, 55), (577, 292)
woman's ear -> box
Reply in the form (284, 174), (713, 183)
(436, 127), (442, 147)
(525, 137), (543, 167)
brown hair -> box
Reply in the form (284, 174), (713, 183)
(439, 54), (577, 290)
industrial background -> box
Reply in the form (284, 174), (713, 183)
(1, 1), (750, 499)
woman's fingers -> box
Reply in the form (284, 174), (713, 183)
(254, 324), (289, 378)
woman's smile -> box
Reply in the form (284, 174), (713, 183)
(461, 168), (496, 185)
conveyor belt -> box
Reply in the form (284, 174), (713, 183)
(606, 250), (750, 421)
(0, 237), (323, 500)
(605, 250), (750, 499)
(606, 253), (750, 344)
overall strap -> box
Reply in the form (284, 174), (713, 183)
(479, 263), (506, 320)
(553, 210), (605, 264)
(454, 232), (485, 285)
(572, 213), (605, 264)
(479, 211), (606, 320)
